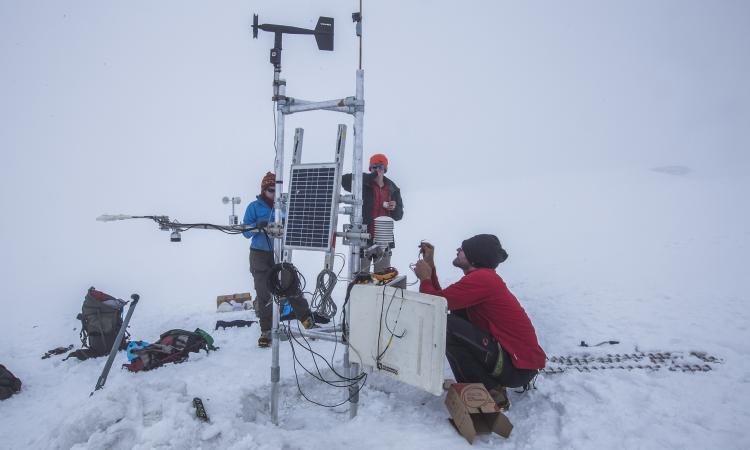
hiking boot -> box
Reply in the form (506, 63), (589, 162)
(301, 316), (317, 330)
(442, 379), (457, 391)
(258, 331), (271, 348)
(488, 387), (511, 412)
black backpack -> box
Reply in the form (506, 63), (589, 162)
(123, 328), (217, 372)
(77, 287), (128, 356)
(0, 364), (22, 400)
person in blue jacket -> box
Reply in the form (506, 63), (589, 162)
(243, 172), (314, 347)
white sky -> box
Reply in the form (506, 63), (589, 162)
(1, 3), (750, 447)
(1, 0), (748, 323)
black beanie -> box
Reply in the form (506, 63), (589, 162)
(461, 234), (508, 269)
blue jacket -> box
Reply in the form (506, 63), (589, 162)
(242, 196), (275, 251)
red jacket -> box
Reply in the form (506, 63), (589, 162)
(420, 268), (546, 370)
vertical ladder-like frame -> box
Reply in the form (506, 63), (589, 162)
(268, 68), (368, 424)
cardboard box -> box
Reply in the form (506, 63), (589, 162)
(445, 383), (513, 443)
(216, 293), (253, 309)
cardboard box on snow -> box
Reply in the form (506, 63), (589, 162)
(445, 383), (513, 443)
(216, 293), (252, 309)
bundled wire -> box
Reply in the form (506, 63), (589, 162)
(174, 222), (251, 235)
(265, 261), (367, 408)
(269, 258), (340, 319)
(144, 215), (260, 235)
(310, 269), (338, 319)
(267, 265), (365, 407)
(267, 262), (305, 301)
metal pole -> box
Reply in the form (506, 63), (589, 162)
(326, 124), (347, 271)
(292, 128), (304, 164)
(287, 127), (304, 264)
(91, 294), (140, 396)
(351, 70), (365, 273)
(346, 68), (365, 419)
(285, 99), (357, 114)
(270, 68), (286, 425)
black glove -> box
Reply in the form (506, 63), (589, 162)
(256, 220), (269, 229)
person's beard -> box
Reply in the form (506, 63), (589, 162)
(261, 192), (274, 207)
(452, 257), (468, 270)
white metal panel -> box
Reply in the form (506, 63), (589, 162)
(348, 284), (447, 395)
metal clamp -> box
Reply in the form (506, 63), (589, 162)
(339, 223), (369, 246)
(338, 194), (360, 205)
(266, 222), (284, 238)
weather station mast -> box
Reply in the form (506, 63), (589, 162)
(96, 4), (375, 425)
(251, 6), (369, 424)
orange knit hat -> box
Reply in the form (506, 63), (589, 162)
(261, 172), (276, 191)
(369, 153), (388, 168)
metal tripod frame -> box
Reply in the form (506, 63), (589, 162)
(268, 66), (367, 425)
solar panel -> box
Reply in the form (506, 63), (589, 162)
(284, 163), (339, 251)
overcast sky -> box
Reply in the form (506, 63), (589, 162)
(1, 0), (748, 322)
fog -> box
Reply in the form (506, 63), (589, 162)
(1, 0), (748, 326)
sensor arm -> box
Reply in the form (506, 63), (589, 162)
(97, 214), (274, 237)
(256, 24), (317, 37)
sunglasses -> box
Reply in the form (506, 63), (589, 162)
(265, 188), (275, 193)
(370, 164), (385, 172)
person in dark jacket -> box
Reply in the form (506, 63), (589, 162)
(243, 171), (314, 348)
(414, 235), (545, 409)
(341, 153), (404, 273)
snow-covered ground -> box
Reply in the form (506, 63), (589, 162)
(2, 1), (749, 449)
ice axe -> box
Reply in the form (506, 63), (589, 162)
(90, 293), (140, 396)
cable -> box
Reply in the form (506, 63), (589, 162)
(275, 270), (371, 408)
(406, 243), (428, 286)
(334, 253), (348, 278)
(286, 321), (363, 387)
(382, 287), (406, 339)
(406, 263), (420, 287)
(287, 342), (367, 407)
(272, 94), (278, 164)
(340, 280), (357, 339)
(267, 262), (305, 303)
(263, 258), (366, 408)
(375, 286), (406, 363)
(268, 264), (361, 386)
(310, 269), (338, 319)
(145, 216), (264, 235)
(281, 298), (368, 408)
(260, 228), (274, 251)
(176, 223), (249, 235)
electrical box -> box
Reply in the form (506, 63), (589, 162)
(349, 284), (447, 395)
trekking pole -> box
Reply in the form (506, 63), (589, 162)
(91, 294), (140, 396)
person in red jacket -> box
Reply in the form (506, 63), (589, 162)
(341, 153), (404, 273)
(414, 234), (545, 405)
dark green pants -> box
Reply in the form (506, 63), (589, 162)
(250, 249), (312, 332)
